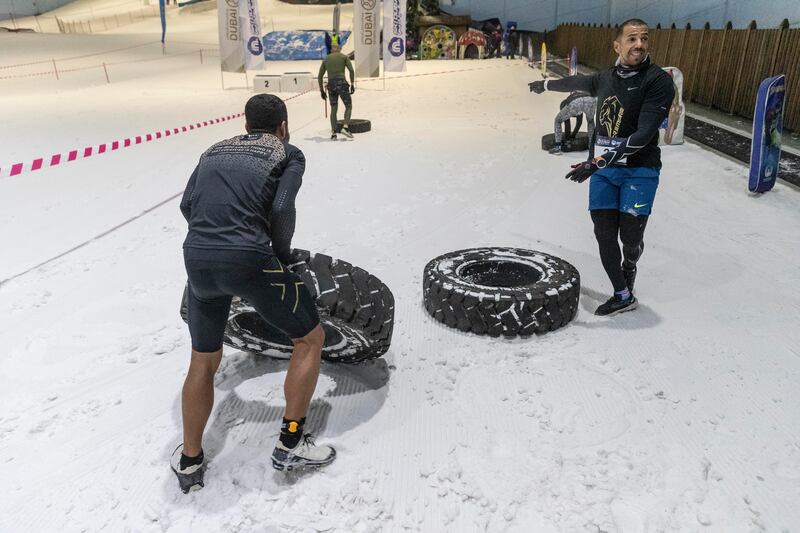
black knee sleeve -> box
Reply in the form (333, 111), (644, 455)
(619, 213), (648, 266)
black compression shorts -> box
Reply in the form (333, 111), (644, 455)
(184, 249), (320, 352)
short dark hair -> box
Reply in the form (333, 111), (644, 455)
(616, 18), (648, 38)
(245, 94), (287, 132)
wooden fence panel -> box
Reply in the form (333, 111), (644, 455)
(773, 29), (800, 130)
(607, 27), (618, 66)
(665, 29), (686, 67)
(733, 28), (762, 116)
(580, 25), (594, 64)
(655, 28), (671, 66)
(715, 29), (746, 112)
(648, 28), (663, 65)
(582, 25), (600, 67)
(695, 30), (725, 106)
(550, 26), (563, 54)
(736, 29), (776, 118)
(788, 31), (800, 131)
(680, 29), (704, 100)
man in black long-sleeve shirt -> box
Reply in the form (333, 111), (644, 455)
(529, 18), (674, 316)
(171, 94), (335, 494)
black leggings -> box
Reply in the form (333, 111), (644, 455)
(591, 209), (648, 292)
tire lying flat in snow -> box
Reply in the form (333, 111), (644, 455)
(423, 247), (580, 337)
(336, 118), (371, 134)
(180, 249), (394, 363)
(541, 132), (589, 152)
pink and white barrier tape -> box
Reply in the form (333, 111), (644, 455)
(1, 87), (315, 179)
(1, 112), (245, 179)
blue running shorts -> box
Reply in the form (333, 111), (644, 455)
(589, 166), (660, 216)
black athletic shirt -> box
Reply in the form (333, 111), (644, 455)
(180, 132), (304, 263)
(546, 56), (675, 169)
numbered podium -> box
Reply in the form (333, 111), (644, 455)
(252, 73), (313, 94)
(253, 75), (282, 93)
(281, 72), (314, 93)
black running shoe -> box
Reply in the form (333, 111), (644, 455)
(595, 294), (638, 316)
(170, 444), (205, 493)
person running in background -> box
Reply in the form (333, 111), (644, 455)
(529, 18), (674, 316)
(318, 43), (355, 140)
(550, 92), (596, 155)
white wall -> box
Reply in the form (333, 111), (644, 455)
(1, 0), (76, 19)
(443, 0), (800, 31)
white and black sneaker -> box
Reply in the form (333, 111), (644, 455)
(330, 131), (338, 141)
(271, 433), (336, 471)
(340, 126), (353, 139)
(170, 444), (205, 493)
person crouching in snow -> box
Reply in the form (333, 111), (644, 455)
(550, 92), (596, 155)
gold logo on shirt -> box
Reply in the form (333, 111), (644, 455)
(599, 96), (625, 137)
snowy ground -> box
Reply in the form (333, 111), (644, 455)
(2, 4), (800, 532)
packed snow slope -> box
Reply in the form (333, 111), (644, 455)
(1, 3), (800, 532)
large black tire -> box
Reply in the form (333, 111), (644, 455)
(423, 247), (580, 337)
(336, 118), (371, 134)
(180, 249), (394, 363)
(541, 132), (590, 152)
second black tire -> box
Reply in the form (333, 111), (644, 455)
(336, 119), (371, 134)
(423, 247), (580, 337)
(541, 132), (589, 152)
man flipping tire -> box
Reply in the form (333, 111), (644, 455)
(529, 18), (674, 316)
(172, 94), (335, 494)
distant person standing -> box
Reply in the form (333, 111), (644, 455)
(505, 25), (518, 59)
(489, 24), (502, 58)
(318, 43), (355, 140)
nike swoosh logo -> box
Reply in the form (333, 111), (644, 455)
(627, 87), (639, 91)
(634, 202), (648, 208)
